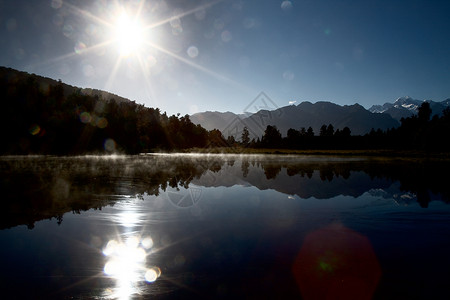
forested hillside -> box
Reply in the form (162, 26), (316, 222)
(0, 67), (218, 154)
(1, 67), (449, 154)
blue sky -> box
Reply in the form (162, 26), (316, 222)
(1, 0), (449, 116)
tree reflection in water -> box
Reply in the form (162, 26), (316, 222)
(1, 154), (450, 299)
(0, 154), (449, 229)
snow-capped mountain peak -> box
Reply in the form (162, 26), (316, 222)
(394, 103), (419, 111)
(369, 96), (449, 121)
(393, 96), (422, 112)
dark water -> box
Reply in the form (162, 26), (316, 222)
(0, 154), (450, 299)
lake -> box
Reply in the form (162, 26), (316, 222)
(0, 154), (449, 299)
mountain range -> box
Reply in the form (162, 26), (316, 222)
(369, 96), (450, 121)
(2, 66), (449, 140)
(191, 97), (449, 139)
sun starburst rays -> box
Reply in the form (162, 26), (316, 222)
(144, 0), (224, 31)
(39, 0), (241, 112)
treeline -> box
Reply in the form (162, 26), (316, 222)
(1, 68), (449, 154)
(365, 102), (450, 150)
(226, 102), (450, 151)
(0, 72), (225, 154)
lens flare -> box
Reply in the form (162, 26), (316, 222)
(292, 224), (381, 300)
(104, 138), (116, 152)
(74, 41), (87, 54)
(141, 237), (154, 249)
(96, 117), (108, 129)
(145, 267), (161, 283)
(103, 236), (161, 298)
(187, 46), (199, 58)
(79, 111), (91, 123)
(29, 124), (41, 136)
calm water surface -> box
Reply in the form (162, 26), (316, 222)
(0, 154), (450, 299)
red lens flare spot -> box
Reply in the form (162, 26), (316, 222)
(292, 223), (381, 300)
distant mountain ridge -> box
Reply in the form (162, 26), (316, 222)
(190, 111), (247, 133)
(369, 96), (450, 121)
(192, 96), (450, 139)
(191, 101), (400, 138)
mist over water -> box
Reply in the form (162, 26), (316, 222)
(0, 154), (450, 299)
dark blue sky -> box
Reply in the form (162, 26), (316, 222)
(1, 0), (449, 116)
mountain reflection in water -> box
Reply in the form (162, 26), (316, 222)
(1, 154), (448, 229)
(0, 154), (450, 299)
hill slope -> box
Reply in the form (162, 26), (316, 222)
(0, 66), (132, 105)
(0, 66), (210, 154)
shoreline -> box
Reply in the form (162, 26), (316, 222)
(181, 147), (450, 159)
(1, 148), (449, 160)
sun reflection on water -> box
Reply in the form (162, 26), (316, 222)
(102, 203), (161, 299)
(102, 235), (161, 299)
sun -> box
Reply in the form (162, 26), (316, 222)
(112, 12), (145, 57)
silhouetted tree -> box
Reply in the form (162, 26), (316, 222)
(320, 124), (328, 137)
(261, 125), (282, 148)
(241, 126), (250, 146)
(286, 128), (301, 148)
(227, 135), (236, 146)
(287, 128), (300, 140)
(418, 102), (432, 122)
(208, 129), (227, 147)
(300, 127), (307, 136)
(319, 124), (334, 137)
(327, 124), (335, 136)
(443, 107), (450, 120)
(335, 127), (351, 137)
